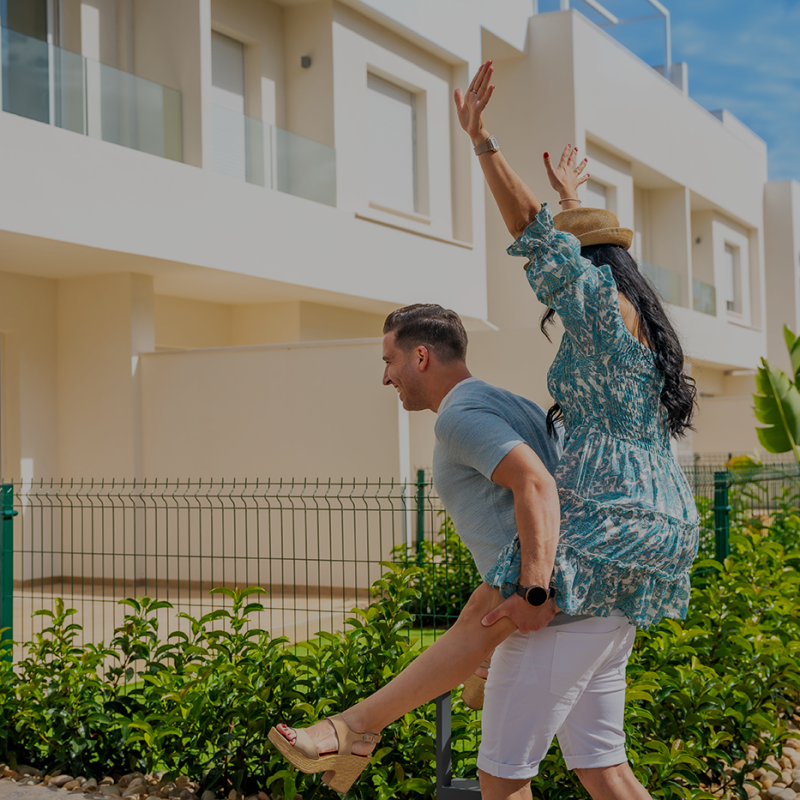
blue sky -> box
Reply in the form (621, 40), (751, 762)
(543, 0), (800, 183)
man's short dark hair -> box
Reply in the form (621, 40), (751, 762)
(383, 304), (468, 363)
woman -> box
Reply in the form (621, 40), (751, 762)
(269, 61), (699, 799)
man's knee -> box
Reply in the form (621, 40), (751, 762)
(574, 761), (637, 793)
(478, 769), (532, 800)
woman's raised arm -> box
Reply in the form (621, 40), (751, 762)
(454, 61), (589, 237)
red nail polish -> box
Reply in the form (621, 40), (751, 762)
(544, 152), (549, 158)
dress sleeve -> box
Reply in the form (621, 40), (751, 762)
(507, 204), (628, 355)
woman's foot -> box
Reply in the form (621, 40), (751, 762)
(275, 716), (377, 758)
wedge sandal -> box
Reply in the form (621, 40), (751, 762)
(268, 714), (381, 795)
(460, 658), (491, 710)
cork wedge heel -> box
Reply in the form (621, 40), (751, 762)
(267, 714), (381, 795)
(460, 658), (491, 710)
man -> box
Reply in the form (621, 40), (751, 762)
(273, 302), (643, 800)
(382, 303), (642, 800)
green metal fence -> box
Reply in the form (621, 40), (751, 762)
(688, 463), (800, 560)
(0, 476), (479, 660)
(2, 465), (799, 660)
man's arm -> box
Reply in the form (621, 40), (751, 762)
(482, 443), (560, 633)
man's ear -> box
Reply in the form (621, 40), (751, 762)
(415, 345), (431, 372)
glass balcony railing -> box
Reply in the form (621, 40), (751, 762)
(1, 25), (182, 161)
(693, 279), (717, 316)
(637, 259), (720, 318)
(212, 103), (336, 207)
(639, 260), (682, 306)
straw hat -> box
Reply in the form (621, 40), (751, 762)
(553, 207), (633, 250)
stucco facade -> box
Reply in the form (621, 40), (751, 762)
(0, 0), (797, 483)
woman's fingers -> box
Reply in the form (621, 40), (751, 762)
(468, 61), (488, 93)
(476, 61), (493, 95)
(576, 172), (590, 187)
(557, 144), (572, 171)
(468, 60), (493, 98)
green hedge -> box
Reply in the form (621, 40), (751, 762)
(2, 514), (799, 799)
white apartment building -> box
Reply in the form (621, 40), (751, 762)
(0, 0), (797, 484)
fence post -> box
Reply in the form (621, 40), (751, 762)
(435, 691), (481, 797)
(713, 471), (730, 563)
(1, 483), (18, 658)
(415, 469), (425, 561)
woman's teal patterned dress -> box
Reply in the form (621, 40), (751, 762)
(484, 204), (699, 630)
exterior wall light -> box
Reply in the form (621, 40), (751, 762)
(301, 56), (312, 68)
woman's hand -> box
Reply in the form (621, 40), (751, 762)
(544, 144), (589, 208)
(454, 60), (495, 147)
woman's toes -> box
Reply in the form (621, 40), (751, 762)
(276, 723), (296, 744)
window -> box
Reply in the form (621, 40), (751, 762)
(584, 179), (608, 210)
(2, 0), (50, 123)
(211, 31), (247, 180)
(366, 73), (417, 214)
(722, 243), (741, 314)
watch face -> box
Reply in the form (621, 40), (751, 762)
(526, 586), (549, 606)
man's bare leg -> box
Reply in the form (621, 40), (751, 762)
(276, 583), (516, 756)
(478, 771), (532, 800)
(575, 763), (652, 799)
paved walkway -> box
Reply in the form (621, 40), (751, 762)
(0, 783), (69, 800)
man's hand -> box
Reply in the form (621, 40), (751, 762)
(481, 593), (557, 634)
(454, 60), (495, 146)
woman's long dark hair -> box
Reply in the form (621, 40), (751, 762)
(540, 243), (697, 438)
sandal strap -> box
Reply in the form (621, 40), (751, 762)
(290, 726), (320, 761)
(328, 714), (381, 755)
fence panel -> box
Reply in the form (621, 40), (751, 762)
(6, 477), (477, 660)
(7, 465), (800, 662)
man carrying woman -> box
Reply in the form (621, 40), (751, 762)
(270, 61), (699, 800)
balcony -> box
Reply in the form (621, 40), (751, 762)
(639, 260), (681, 307)
(692, 280), (717, 317)
(638, 260), (717, 318)
(1, 25), (182, 162)
(211, 104), (336, 207)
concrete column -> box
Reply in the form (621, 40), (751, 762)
(764, 181), (800, 374)
(650, 186), (691, 307)
(132, 0), (212, 168)
(57, 272), (154, 479)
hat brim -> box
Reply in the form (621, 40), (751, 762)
(576, 227), (633, 250)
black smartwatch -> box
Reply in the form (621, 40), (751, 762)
(515, 584), (556, 607)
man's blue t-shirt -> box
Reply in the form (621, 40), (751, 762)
(432, 378), (562, 579)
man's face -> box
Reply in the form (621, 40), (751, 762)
(382, 332), (428, 411)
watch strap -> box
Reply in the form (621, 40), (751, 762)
(474, 136), (499, 156)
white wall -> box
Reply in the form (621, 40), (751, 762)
(57, 273), (154, 478)
(0, 272), (58, 482)
(140, 339), (400, 480)
(764, 181), (800, 375)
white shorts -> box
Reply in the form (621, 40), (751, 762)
(477, 611), (636, 780)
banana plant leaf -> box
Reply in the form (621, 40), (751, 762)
(753, 357), (800, 460)
(784, 325), (800, 385)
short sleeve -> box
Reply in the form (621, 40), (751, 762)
(435, 404), (525, 481)
(507, 204), (628, 355)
